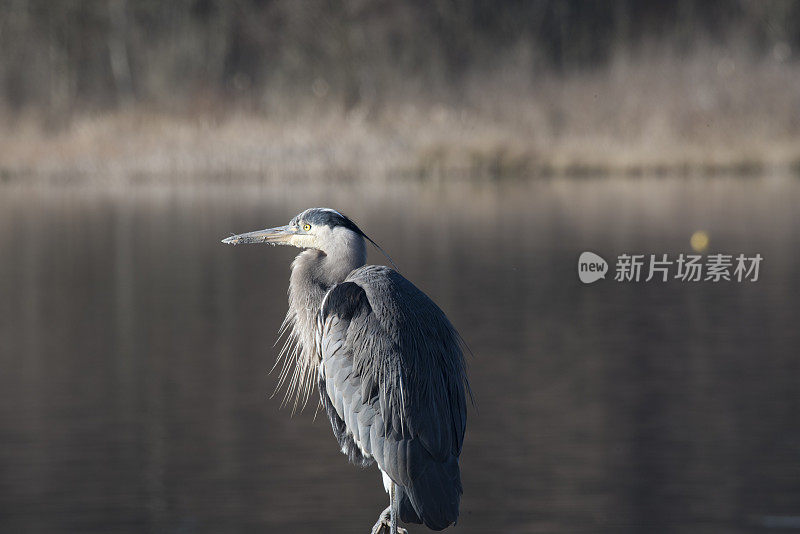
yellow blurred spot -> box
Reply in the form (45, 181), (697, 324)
(690, 231), (709, 252)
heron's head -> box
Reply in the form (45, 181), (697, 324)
(222, 207), (367, 256)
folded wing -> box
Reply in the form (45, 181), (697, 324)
(317, 266), (468, 530)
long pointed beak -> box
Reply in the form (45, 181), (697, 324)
(221, 225), (298, 246)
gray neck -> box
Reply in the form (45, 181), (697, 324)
(276, 228), (366, 409)
(286, 232), (367, 365)
(290, 233), (367, 300)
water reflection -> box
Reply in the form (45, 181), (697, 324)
(0, 178), (798, 533)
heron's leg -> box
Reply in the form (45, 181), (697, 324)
(390, 482), (398, 534)
(369, 489), (408, 534)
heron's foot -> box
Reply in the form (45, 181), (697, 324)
(370, 506), (408, 534)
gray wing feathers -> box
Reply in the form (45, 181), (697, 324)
(317, 295), (374, 467)
(318, 267), (468, 530)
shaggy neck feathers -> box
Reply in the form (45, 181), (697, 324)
(276, 230), (366, 410)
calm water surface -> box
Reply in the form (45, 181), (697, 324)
(0, 178), (798, 533)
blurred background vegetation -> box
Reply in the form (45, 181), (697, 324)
(1, 0), (799, 181)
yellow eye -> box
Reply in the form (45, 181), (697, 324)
(302, 224), (311, 231)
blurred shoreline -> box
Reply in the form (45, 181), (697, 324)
(3, 1), (800, 184)
(2, 50), (799, 184)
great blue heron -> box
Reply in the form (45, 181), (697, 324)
(222, 208), (470, 533)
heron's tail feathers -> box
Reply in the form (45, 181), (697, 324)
(400, 455), (462, 531)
